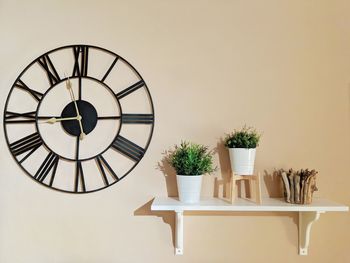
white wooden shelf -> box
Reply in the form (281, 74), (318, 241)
(151, 197), (348, 256)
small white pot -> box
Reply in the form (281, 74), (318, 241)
(228, 148), (256, 175)
(176, 174), (203, 203)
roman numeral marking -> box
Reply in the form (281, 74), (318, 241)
(37, 54), (61, 86)
(5, 111), (36, 124)
(5, 111), (55, 124)
(72, 46), (89, 77)
(95, 155), (119, 186)
(112, 135), (145, 162)
(9, 132), (43, 162)
(34, 151), (59, 184)
(101, 56), (119, 82)
(121, 114), (154, 124)
(75, 161), (86, 193)
(97, 116), (121, 120)
(116, 80), (145, 100)
(14, 79), (43, 102)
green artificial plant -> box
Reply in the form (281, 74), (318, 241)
(225, 126), (261, 149)
(169, 141), (215, 175)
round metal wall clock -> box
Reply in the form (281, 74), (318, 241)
(3, 44), (154, 193)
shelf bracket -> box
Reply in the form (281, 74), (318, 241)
(299, 211), (325, 255)
(175, 210), (184, 255)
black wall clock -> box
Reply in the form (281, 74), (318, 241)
(3, 44), (155, 193)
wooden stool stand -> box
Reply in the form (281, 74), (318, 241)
(230, 173), (262, 204)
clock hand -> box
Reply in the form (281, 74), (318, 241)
(65, 77), (86, 140)
(41, 116), (80, 124)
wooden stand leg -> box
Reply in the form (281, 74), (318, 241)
(230, 173), (262, 204)
(230, 176), (236, 204)
(255, 173), (262, 204)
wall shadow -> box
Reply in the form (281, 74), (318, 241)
(348, 84), (350, 122)
(263, 170), (283, 198)
(157, 153), (178, 197)
(214, 139), (252, 199)
(134, 199), (299, 252)
(185, 210), (299, 250)
(137, 144), (298, 252)
(135, 151), (178, 247)
(134, 198), (176, 247)
(214, 138), (232, 198)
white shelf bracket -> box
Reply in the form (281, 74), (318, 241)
(175, 210), (184, 255)
(299, 211), (325, 255)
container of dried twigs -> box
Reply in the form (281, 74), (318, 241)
(277, 169), (318, 204)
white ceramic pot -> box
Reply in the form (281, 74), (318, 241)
(228, 148), (256, 175)
(176, 174), (203, 203)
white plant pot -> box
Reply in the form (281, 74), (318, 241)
(176, 174), (203, 203)
(228, 148), (256, 175)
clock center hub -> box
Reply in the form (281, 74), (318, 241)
(61, 100), (98, 136)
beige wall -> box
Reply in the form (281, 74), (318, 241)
(0, 0), (349, 262)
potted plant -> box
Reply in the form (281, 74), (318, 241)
(168, 141), (215, 203)
(224, 126), (261, 175)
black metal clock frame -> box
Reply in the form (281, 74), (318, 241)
(3, 44), (155, 194)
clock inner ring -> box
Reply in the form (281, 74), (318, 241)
(61, 100), (98, 136)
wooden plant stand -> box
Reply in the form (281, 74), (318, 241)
(230, 173), (262, 204)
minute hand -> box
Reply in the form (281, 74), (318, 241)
(66, 78), (86, 140)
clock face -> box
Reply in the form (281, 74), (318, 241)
(3, 45), (154, 193)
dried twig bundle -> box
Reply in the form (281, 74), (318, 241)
(277, 169), (318, 204)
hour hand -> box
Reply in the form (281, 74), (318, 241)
(75, 115), (86, 140)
